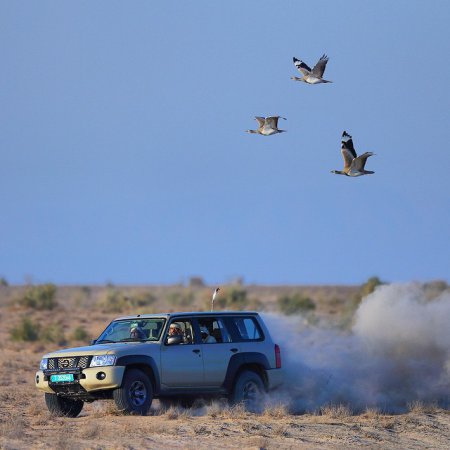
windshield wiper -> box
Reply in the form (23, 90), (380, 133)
(95, 339), (116, 344)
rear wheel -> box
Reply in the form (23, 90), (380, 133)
(113, 368), (153, 415)
(230, 370), (265, 412)
(44, 393), (84, 417)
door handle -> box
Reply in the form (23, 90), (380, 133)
(230, 348), (238, 353)
(192, 349), (201, 354)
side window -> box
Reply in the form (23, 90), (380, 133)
(198, 318), (231, 344)
(232, 317), (263, 341)
(166, 319), (195, 345)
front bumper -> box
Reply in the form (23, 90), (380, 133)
(35, 366), (125, 394)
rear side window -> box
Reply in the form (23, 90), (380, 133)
(231, 317), (263, 341)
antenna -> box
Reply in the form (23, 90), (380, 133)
(211, 287), (220, 311)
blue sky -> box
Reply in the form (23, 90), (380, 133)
(1, 1), (449, 285)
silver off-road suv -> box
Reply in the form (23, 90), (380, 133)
(35, 311), (283, 417)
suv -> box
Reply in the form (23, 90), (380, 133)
(35, 311), (283, 417)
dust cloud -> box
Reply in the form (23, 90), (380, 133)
(263, 283), (450, 413)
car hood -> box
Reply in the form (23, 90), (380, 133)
(43, 341), (158, 358)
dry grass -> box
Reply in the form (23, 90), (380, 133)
(407, 400), (439, 414)
(163, 405), (193, 420)
(262, 402), (290, 419)
(1, 285), (449, 449)
(0, 415), (28, 440)
(79, 422), (102, 439)
(318, 403), (353, 418)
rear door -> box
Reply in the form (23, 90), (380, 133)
(200, 317), (240, 387)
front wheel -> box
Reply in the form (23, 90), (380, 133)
(44, 393), (84, 417)
(113, 368), (153, 415)
(230, 370), (265, 412)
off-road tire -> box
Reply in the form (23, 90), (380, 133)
(230, 370), (265, 411)
(113, 368), (153, 415)
(44, 393), (84, 418)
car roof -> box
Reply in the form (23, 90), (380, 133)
(114, 311), (259, 321)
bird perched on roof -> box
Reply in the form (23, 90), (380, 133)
(291, 54), (332, 84)
(246, 116), (286, 136)
(331, 131), (375, 177)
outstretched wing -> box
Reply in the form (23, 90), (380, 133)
(341, 131), (357, 159)
(265, 116), (286, 129)
(312, 54), (329, 78)
(254, 117), (266, 128)
(293, 57), (311, 76)
(350, 152), (374, 171)
(341, 148), (355, 170)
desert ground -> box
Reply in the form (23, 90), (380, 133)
(1, 281), (449, 449)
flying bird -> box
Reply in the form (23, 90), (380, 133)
(246, 116), (286, 136)
(291, 54), (332, 84)
(331, 131), (375, 177)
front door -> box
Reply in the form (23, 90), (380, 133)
(160, 318), (204, 388)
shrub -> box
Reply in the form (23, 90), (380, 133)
(72, 326), (89, 342)
(350, 276), (385, 308)
(10, 317), (40, 341)
(360, 276), (384, 298)
(0, 277), (8, 287)
(130, 292), (156, 308)
(226, 288), (248, 309)
(277, 293), (316, 315)
(17, 284), (57, 310)
(40, 323), (66, 345)
(167, 291), (194, 308)
(98, 289), (128, 312)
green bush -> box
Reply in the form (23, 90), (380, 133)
(40, 323), (66, 345)
(167, 291), (194, 308)
(18, 284), (57, 310)
(72, 326), (89, 342)
(130, 292), (156, 308)
(277, 294), (316, 315)
(10, 317), (40, 341)
(98, 289), (128, 312)
(351, 276), (385, 306)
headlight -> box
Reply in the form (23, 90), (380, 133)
(90, 355), (116, 367)
(39, 358), (48, 370)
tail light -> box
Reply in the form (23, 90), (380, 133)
(274, 344), (281, 368)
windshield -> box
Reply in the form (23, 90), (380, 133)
(96, 318), (166, 343)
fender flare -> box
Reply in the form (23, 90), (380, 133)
(222, 352), (270, 392)
(115, 355), (161, 393)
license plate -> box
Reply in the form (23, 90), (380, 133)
(50, 374), (74, 383)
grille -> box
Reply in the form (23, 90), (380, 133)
(48, 356), (92, 370)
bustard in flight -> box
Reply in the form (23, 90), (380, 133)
(246, 116), (286, 136)
(291, 54), (332, 84)
(331, 131), (375, 176)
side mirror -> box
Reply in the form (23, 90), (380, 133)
(90, 339), (97, 345)
(166, 335), (183, 345)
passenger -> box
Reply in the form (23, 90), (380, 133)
(130, 326), (146, 340)
(200, 326), (217, 344)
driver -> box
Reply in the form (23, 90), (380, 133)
(168, 323), (183, 337)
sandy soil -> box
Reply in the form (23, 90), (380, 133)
(1, 346), (449, 450)
(1, 285), (449, 449)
